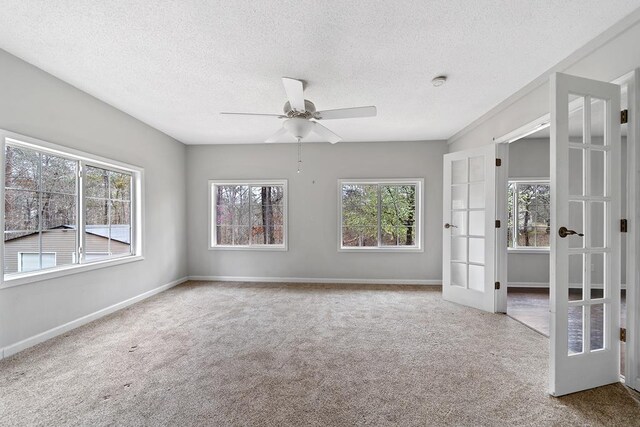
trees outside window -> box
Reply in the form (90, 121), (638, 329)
(3, 139), (137, 277)
(211, 181), (287, 249)
(340, 180), (422, 250)
(507, 181), (550, 249)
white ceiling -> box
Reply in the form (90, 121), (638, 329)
(0, 1), (639, 145)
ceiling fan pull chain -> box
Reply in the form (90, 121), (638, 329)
(297, 138), (302, 173)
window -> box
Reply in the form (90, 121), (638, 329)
(210, 180), (287, 249)
(2, 131), (142, 283)
(508, 180), (550, 249)
(339, 179), (423, 250)
(18, 252), (56, 272)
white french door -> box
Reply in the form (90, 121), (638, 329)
(550, 72), (621, 396)
(442, 144), (497, 312)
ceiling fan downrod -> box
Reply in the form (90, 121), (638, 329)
(297, 138), (302, 174)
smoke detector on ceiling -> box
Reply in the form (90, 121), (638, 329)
(431, 75), (447, 87)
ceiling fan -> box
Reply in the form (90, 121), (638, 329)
(220, 77), (377, 144)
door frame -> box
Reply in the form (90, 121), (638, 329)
(491, 69), (639, 392)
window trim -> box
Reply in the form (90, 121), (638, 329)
(338, 178), (424, 252)
(508, 178), (551, 253)
(0, 129), (145, 288)
(208, 179), (288, 251)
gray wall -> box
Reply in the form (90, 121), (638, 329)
(506, 137), (626, 287)
(508, 138), (551, 286)
(187, 141), (446, 282)
(449, 17), (640, 151)
(0, 49), (188, 351)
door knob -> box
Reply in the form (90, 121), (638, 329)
(444, 223), (458, 229)
(558, 226), (584, 238)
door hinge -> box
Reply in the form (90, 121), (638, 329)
(496, 158), (502, 167)
(621, 219), (628, 233)
(621, 109), (628, 124)
(495, 220), (501, 228)
(620, 328), (627, 342)
(494, 282), (500, 290)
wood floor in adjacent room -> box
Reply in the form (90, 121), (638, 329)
(1, 281), (640, 426)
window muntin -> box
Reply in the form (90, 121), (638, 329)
(3, 135), (140, 280)
(508, 180), (550, 249)
(340, 180), (422, 250)
(210, 181), (287, 249)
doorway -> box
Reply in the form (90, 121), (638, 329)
(494, 76), (633, 390)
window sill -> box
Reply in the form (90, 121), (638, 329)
(209, 245), (288, 252)
(507, 248), (550, 255)
(338, 246), (424, 253)
(0, 255), (144, 289)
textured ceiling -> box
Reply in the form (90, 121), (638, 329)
(0, 1), (639, 145)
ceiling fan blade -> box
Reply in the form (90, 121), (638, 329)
(282, 77), (306, 112)
(265, 127), (290, 143)
(220, 112), (286, 118)
(312, 122), (342, 144)
(314, 106), (377, 120)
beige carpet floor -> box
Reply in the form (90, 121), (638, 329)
(1, 281), (640, 426)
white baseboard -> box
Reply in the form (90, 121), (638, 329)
(508, 282), (550, 288)
(508, 282), (627, 290)
(0, 276), (188, 360)
(188, 275), (441, 286)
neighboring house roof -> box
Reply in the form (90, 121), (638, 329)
(85, 225), (131, 244)
(4, 224), (131, 244)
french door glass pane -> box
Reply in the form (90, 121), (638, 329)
(568, 305), (584, 355)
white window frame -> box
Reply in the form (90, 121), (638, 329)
(1, 129), (144, 288)
(209, 179), (288, 251)
(18, 252), (57, 273)
(508, 178), (551, 253)
(338, 178), (424, 252)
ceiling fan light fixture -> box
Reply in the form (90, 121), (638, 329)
(431, 75), (447, 87)
(283, 118), (314, 140)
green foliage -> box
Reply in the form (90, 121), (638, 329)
(342, 184), (416, 247)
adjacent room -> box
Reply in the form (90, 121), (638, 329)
(1, 2), (640, 425)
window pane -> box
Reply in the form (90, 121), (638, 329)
(342, 226), (377, 247)
(216, 225), (233, 245)
(109, 171), (131, 201)
(233, 226), (250, 245)
(4, 231), (38, 274)
(216, 205), (233, 226)
(510, 182), (550, 248)
(342, 184), (378, 246)
(85, 166), (109, 198)
(85, 227), (110, 258)
(41, 154), (76, 195)
(249, 185), (285, 245)
(507, 183), (515, 247)
(342, 184), (377, 215)
(381, 185), (416, 246)
(4, 189), (39, 231)
(5, 145), (38, 190)
(85, 198), (108, 225)
(42, 193), (76, 230)
(41, 230), (75, 268)
(216, 185), (251, 234)
(110, 200), (130, 226)
(84, 170), (133, 259)
(110, 226), (131, 255)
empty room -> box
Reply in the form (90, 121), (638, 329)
(2, 1), (640, 425)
